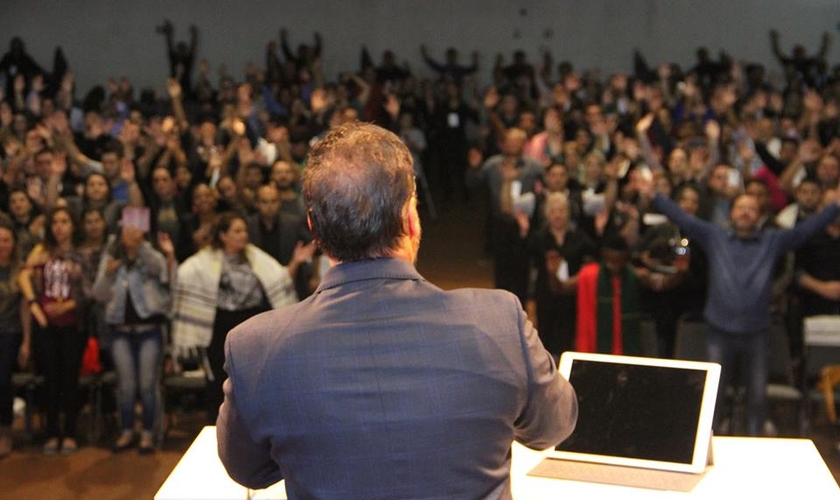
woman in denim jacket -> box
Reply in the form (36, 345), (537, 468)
(92, 226), (176, 454)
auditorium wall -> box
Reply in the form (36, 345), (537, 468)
(2, 0), (838, 95)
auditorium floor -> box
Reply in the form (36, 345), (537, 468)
(2, 198), (839, 499)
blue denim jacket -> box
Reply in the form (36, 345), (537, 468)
(92, 239), (175, 325)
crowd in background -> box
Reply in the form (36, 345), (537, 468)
(0, 22), (839, 454)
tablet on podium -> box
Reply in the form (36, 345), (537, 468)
(531, 352), (721, 492)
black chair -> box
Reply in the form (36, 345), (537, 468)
(800, 315), (840, 434)
(674, 316), (802, 435)
(673, 315), (708, 362)
(11, 371), (43, 445)
(765, 321), (803, 435)
(159, 348), (208, 444)
(638, 316), (659, 358)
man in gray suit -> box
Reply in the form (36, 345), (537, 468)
(217, 122), (578, 499)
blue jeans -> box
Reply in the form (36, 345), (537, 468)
(110, 325), (163, 432)
(706, 326), (770, 436)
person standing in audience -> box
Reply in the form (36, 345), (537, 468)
(6, 189), (42, 258)
(466, 127), (543, 305)
(794, 188), (840, 318)
(776, 177), (822, 229)
(635, 184), (708, 357)
(171, 212), (299, 423)
(185, 183), (218, 251)
(524, 106), (565, 168)
(148, 166), (194, 262)
(531, 192), (596, 359)
(93, 226), (175, 455)
(0, 217), (30, 457)
(157, 20), (198, 100)
(77, 207), (109, 359)
(700, 163), (740, 227)
(246, 184), (316, 300)
(420, 45), (479, 84)
(575, 235), (646, 356)
(428, 81), (479, 206)
(640, 177), (840, 436)
(18, 207), (85, 454)
(268, 160), (305, 218)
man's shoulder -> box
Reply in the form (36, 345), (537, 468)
(443, 286), (522, 313)
(226, 306), (299, 352)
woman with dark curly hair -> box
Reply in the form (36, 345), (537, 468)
(18, 206), (85, 455)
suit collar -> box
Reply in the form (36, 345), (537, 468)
(316, 258), (424, 292)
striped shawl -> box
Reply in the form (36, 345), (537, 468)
(171, 244), (297, 352)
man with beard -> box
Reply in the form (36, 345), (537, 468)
(269, 159), (305, 218)
(640, 178), (840, 436)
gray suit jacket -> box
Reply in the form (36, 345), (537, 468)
(217, 258), (577, 500)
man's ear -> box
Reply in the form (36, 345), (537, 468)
(407, 207), (418, 238)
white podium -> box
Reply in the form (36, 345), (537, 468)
(156, 427), (839, 499)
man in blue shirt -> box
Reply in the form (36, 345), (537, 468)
(640, 179), (840, 435)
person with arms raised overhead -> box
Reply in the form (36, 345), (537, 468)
(639, 174), (840, 436)
(217, 122), (577, 500)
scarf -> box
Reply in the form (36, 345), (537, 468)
(171, 244), (297, 353)
(576, 262), (642, 355)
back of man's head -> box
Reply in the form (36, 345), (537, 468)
(303, 122), (414, 262)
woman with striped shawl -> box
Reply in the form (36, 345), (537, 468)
(172, 211), (311, 422)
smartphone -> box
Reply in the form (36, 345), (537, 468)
(121, 207), (151, 232)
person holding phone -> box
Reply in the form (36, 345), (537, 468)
(92, 221), (176, 455)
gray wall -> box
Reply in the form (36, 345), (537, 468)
(3, 0), (839, 95)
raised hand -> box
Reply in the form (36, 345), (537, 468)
(231, 118), (246, 137)
(292, 240), (317, 265)
(636, 113), (655, 133)
(467, 147), (483, 169)
(119, 158), (136, 184)
(167, 77), (183, 100)
(483, 85), (500, 110)
(704, 119), (721, 142)
(384, 93), (401, 119)
(157, 232), (176, 258)
(310, 88), (328, 114)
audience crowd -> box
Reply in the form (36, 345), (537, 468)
(0, 23), (839, 454)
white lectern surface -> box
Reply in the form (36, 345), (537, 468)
(155, 427), (839, 499)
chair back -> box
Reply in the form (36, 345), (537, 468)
(674, 316), (708, 362)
